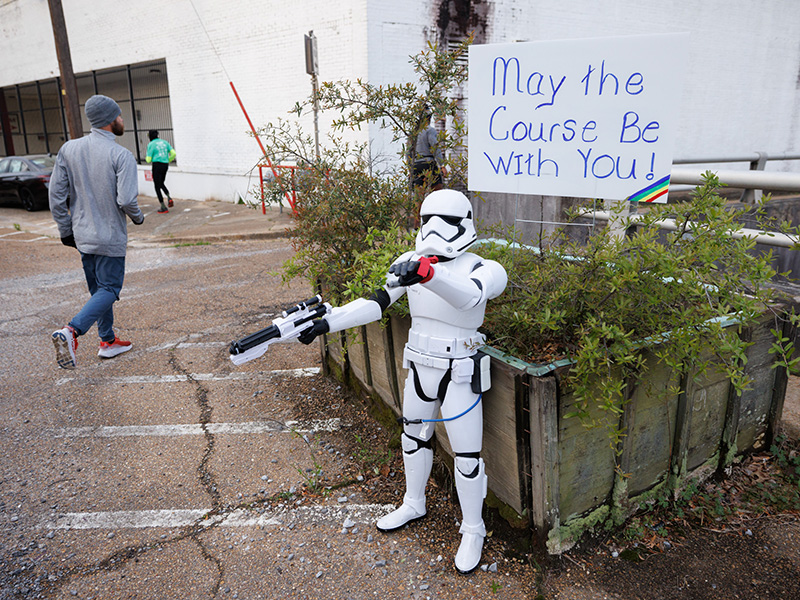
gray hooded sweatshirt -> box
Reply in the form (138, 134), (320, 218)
(49, 128), (143, 257)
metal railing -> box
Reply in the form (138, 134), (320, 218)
(515, 152), (800, 247)
(672, 152), (800, 203)
(585, 210), (799, 248)
(258, 164), (299, 215)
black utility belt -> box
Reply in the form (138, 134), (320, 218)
(403, 346), (491, 394)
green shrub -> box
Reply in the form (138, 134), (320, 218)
(258, 40), (800, 452)
(475, 174), (797, 446)
(255, 39), (470, 301)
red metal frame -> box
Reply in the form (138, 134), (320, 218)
(259, 163), (299, 215)
(228, 81), (294, 215)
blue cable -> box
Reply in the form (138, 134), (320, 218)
(401, 393), (483, 425)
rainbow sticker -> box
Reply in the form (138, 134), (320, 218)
(627, 175), (670, 203)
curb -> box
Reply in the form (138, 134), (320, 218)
(138, 229), (293, 246)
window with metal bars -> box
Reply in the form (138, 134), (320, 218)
(0, 59), (173, 165)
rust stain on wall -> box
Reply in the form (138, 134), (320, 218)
(437, 0), (489, 44)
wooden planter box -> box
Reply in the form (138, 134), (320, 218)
(322, 307), (795, 553)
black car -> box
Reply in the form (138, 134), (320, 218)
(0, 154), (56, 211)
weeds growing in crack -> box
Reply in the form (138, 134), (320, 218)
(353, 432), (393, 476)
(290, 429), (327, 496)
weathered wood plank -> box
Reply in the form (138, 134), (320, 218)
(720, 332), (746, 469)
(382, 318), (402, 409)
(766, 307), (797, 445)
(557, 385), (616, 519)
(734, 364), (775, 451)
(365, 322), (394, 407)
(529, 374), (559, 534)
(324, 331), (346, 372)
(346, 326), (372, 394)
(483, 358), (524, 514)
(623, 352), (681, 495)
(390, 315), (411, 414)
(685, 370), (729, 472)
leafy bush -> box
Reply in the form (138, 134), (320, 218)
(475, 174), (798, 444)
(257, 133), (412, 301)
(258, 40), (799, 451)
(255, 39), (470, 300)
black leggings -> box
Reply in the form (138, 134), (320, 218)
(152, 162), (170, 203)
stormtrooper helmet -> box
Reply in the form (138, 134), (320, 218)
(415, 189), (477, 259)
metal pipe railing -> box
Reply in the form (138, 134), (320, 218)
(670, 167), (800, 192)
(585, 210), (799, 249)
(673, 152), (800, 165)
(671, 152), (800, 202)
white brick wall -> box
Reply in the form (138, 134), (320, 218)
(0, 0), (375, 202)
(365, 0), (436, 163)
(1, 0), (798, 202)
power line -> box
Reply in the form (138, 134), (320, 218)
(186, 0), (231, 81)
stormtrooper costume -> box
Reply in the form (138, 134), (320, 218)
(300, 189), (507, 573)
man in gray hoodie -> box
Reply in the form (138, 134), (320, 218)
(49, 94), (144, 369)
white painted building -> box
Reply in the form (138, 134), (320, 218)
(1, 0), (798, 203)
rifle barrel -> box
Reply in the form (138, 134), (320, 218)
(229, 324), (280, 355)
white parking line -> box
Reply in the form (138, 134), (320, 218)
(40, 504), (396, 531)
(147, 341), (229, 351)
(56, 367), (320, 386)
(49, 418), (342, 438)
(43, 509), (210, 530)
(0, 233), (50, 242)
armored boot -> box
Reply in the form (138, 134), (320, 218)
(376, 435), (432, 531)
(454, 457), (488, 574)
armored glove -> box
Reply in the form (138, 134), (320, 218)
(298, 319), (330, 345)
(388, 256), (438, 287)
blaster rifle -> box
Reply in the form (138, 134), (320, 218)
(229, 294), (331, 365)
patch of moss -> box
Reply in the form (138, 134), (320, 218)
(485, 489), (529, 530)
(547, 505), (610, 554)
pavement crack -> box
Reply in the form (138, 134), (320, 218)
(168, 348), (225, 595)
(167, 351), (222, 510)
(191, 532), (224, 597)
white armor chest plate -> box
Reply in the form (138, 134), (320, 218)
(406, 253), (487, 359)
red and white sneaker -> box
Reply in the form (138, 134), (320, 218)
(52, 326), (78, 369)
(98, 336), (133, 359)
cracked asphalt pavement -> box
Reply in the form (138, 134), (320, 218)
(0, 196), (537, 599)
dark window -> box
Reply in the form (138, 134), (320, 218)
(0, 59), (173, 164)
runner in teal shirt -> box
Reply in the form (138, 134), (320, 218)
(146, 130), (176, 213)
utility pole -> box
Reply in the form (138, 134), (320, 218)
(47, 0), (82, 140)
(304, 31), (320, 161)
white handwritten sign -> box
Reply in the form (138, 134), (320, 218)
(468, 34), (688, 202)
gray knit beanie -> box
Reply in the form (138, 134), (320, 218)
(85, 95), (121, 128)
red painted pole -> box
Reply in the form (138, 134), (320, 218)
(229, 81), (295, 213)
